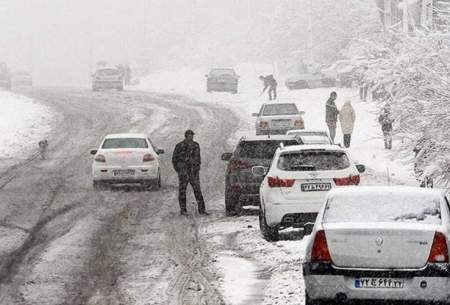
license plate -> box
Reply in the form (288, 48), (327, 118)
(113, 169), (135, 176)
(355, 278), (404, 289)
(301, 183), (331, 192)
(272, 120), (291, 128)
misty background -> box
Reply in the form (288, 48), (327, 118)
(0, 0), (376, 86)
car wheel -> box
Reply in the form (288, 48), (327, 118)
(225, 189), (240, 216)
(93, 181), (105, 190)
(305, 293), (322, 305)
(259, 209), (279, 241)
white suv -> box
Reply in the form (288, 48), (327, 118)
(254, 144), (365, 241)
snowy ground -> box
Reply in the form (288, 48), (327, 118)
(0, 90), (56, 165)
(135, 64), (419, 305)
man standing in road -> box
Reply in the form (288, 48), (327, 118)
(325, 92), (339, 143)
(378, 105), (394, 149)
(172, 130), (208, 216)
(259, 75), (277, 100)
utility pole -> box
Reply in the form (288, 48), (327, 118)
(403, 0), (409, 34)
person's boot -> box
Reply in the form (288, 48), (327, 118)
(180, 209), (188, 216)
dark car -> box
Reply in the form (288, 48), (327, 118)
(221, 135), (301, 216)
(285, 72), (335, 90)
(205, 68), (239, 93)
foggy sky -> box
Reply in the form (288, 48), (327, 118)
(0, 1), (371, 86)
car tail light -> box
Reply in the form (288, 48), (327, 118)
(334, 175), (360, 186)
(311, 230), (332, 262)
(229, 160), (250, 172)
(267, 176), (295, 188)
(428, 232), (449, 263)
(259, 121), (269, 129)
(143, 154), (155, 162)
(95, 154), (106, 162)
(294, 119), (304, 129)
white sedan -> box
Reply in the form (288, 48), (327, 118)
(286, 129), (332, 145)
(254, 144), (365, 241)
(304, 186), (450, 305)
(91, 133), (164, 189)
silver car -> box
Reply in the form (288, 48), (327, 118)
(303, 186), (450, 305)
(253, 102), (305, 135)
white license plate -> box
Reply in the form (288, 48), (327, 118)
(272, 121), (291, 128)
(355, 278), (404, 289)
(301, 183), (331, 192)
(113, 169), (135, 176)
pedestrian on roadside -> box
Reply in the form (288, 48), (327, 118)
(378, 105), (394, 149)
(339, 99), (355, 148)
(259, 75), (277, 101)
(325, 91), (339, 143)
(38, 139), (48, 160)
(172, 130), (208, 216)
(359, 66), (369, 102)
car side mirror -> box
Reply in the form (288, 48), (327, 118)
(221, 152), (232, 161)
(90, 149), (98, 155)
(299, 111), (305, 115)
(252, 166), (268, 177)
(157, 148), (165, 155)
(252, 113), (259, 117)
(356, 164), (366, 173)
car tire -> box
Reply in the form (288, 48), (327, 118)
(93, 181), (105, 190)
(259, 209), (279, 241)
(225, 189), (240, 216)
(305, 293), (322, 305)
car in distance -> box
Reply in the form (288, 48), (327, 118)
(221, 135), (301, 216)
(92, 68), (124, 91)
(12, 72), (33, 87)
(254, 144), (365, 241)
(253, 102), (305, 135)
(286, 130), (332, 145)
(304, 186), (450, 305)
(91, 133), (164, 190)
(205, 68), (239, 93)
(285, 72), (335, 90)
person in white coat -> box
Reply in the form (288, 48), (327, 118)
(339, 99), (355, 148)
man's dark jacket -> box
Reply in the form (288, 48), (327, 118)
(172, 140), (201, 173)
(263, 75), (277, 89)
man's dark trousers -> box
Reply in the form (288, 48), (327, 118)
(178, 169), (205, 213)
(268, 85), (277, 100)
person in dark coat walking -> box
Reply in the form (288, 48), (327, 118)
(259, 75), (277, 100)
(325, 92), (339, 143)
(172, 130), (207, 216)
(378, 105), (394, 149)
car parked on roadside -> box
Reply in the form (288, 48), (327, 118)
(221, 135), (301, 216)
(91, 133), (164, 190)
(92, 67), (124, 91)
(253, 102), (305, 135)
(285, 72), (336, 90)
(303, 186), (450, 305)
(254, 144), (365, 241)
(286, 130), (332, 145)
(12, 71), (33, 87)
(205, 68), (239, 93)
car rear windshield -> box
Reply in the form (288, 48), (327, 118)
(262, 104), (298, 116)
(278, 150), (350, 171)
(210, 69), (235, 76)
(235, 140), (298, 159)
(97, 69), (120, 76)
(324, 193), (442, 224)
(102, 138), (148, 149)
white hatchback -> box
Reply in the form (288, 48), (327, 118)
(304, 186), (450, 305)
(91, 133), (164, 189)
(254, 144), (365, 241)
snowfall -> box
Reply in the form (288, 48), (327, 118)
(1, 63), (420, 305)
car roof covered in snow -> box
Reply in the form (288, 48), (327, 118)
(105, 133), (148, 139)
(328, 186), (443, 198)
(277, 144), (344, 153)
(286, 129), (328, 134)
(263, 101), (297, 106)
(240, 135), (298, 142)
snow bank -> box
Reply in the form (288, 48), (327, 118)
(0, 90), (54, 161)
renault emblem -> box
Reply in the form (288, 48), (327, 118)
(375, 236), (383, 246)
